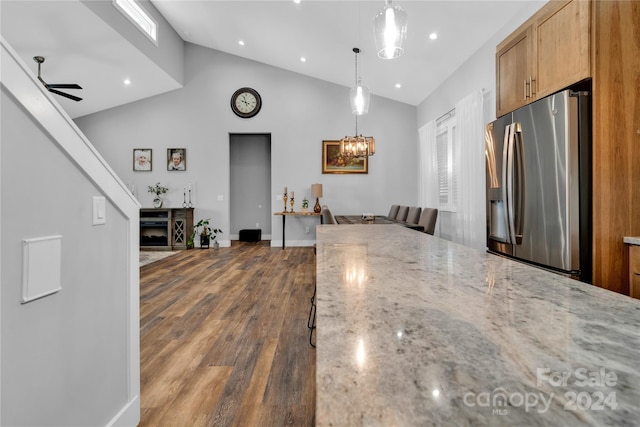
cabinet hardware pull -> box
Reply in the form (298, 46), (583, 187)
(523, 79), (529, 100)
(529, 76), (536, 96)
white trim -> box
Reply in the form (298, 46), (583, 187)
(105, 395), (140, 427)
(1, 37), (141, 427)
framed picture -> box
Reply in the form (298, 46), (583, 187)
(167, 148), (186, 171)
(322, 140), (368, 174)
(133, 148), (152, 171)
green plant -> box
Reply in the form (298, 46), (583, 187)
(302, 197), (309, 209)
(193, 218), (222, 241)
(147, 182), (168, 196)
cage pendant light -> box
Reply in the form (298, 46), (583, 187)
(340, 113), (376, 158)
(349, 47), (370, 115)
(373, 0), (408, 59)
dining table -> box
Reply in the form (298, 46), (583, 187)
(334, 215), (424, 231)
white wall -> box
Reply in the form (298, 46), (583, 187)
(1, 40), (140, 426)
(76, 42), (418, 247)
(81, 0), (184, 85)
(1, 81), (131, 427)
(416, 0), (545, 241)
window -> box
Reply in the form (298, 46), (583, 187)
(113, 0), (158, 45)
(436, 110), (456, 212)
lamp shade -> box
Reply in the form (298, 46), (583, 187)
(311, 183), (323, 198)
(373, 0), (408, 59)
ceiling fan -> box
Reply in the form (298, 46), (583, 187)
(33, 56), (83, 102)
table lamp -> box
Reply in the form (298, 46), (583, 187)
(311, 183), (323, 213)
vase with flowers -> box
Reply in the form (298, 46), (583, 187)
(147, 182), (168, 208)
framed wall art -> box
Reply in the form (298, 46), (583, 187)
(133, 148), (152, 171)
(322, 140), (368, 174)
(167, 148), (186, 171)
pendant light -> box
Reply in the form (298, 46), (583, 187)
(349, 48), (370, 115)
(341, 46), (375, 158)
(340, 114), (376, 158)
(373, 0), (408, 59)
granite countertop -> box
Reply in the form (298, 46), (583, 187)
(624, 236), (640, 246)
(315, 225), (640, 427)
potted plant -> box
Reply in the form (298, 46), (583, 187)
(147, 182), (168, 208)
(301, 197), (310, 213)
(193, 218), (222, 249)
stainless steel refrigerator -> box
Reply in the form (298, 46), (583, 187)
(485, 88), (591, 282)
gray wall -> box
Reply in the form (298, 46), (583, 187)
(230, 134), (271, 238)
(76, 42), (418, 246)
(81, 0), (184, 85)
(1, 90), (130, 426)
(416, 0), (545, 240)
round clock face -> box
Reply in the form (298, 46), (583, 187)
(231, 87), (262, 118)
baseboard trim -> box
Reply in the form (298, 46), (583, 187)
(105, 395), (140, 427)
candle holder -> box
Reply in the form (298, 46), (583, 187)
(182, 190), (187, 208)
(188, 188), (193, 208)
(283, 193), (288, 213)
(290, 197), (295, 213)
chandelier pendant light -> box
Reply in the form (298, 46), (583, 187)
(341, 46), (375, 158)
(340, 114), (376, 158)
(350, 48), (370, 115)
(373, 0), (408, 59)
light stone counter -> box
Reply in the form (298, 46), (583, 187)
(315, 225), (640, 427)
(624, 236), (640, 246)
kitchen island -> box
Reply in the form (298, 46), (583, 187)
(315, 225), (640, 426)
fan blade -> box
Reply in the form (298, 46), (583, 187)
(48, 88), (83, 102)
(47, 83), (82, 90)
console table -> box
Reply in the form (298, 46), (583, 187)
(273, 211), (322, 249)
(140, 208), (193, 250)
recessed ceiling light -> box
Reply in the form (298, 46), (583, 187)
(429, 32), (438, 40)
(238, 40), (245, 46)
(300, 57), (307, 63)
(293, 0), (301, 4)
(124, 79), (131, 86)
(395, 83), (402, 88)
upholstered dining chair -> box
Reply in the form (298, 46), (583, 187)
(395, 206), (409, 222)
(406, 207), (422, 225)
(387, 205), (400, 219)
(321, 205), (336, 224)
(418, 208), (438, 235)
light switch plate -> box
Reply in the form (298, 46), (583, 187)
(93, 196), (106, 225)
(217, 195), (224, 201)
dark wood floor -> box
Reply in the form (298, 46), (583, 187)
(139, 242), (316, 427)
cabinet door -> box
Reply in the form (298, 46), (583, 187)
(534, 0), (590, 98)
(496, 26), (532, 117)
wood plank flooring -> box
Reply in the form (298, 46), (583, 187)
(139, 242), (316, 427)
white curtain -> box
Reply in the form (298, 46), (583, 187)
(417, 120), (438, 234)
(454, 90), (486, 250)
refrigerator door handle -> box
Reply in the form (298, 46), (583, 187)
(512, 123), (525, 244)
(504, 124), (516, 244)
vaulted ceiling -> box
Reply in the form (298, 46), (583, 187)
(1, 0), (542, 119)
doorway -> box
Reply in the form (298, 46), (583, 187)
(229, 133), (272, 240)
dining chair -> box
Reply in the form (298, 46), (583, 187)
(406, 207), (422, 224)
(321, 205), (336, 224)
(395, 206), (409, 222)
(387, 205), (400, 219)
(418, 208), (438, 235)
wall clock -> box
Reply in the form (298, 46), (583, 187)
(230, 87), (262, 118)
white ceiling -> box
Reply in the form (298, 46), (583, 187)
(1, 0), (542, 119)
